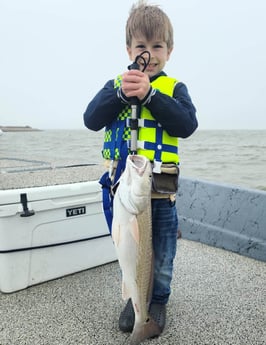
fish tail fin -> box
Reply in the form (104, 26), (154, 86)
(130, 317), (162, 345)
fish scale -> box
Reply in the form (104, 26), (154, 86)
(112, 155), (161, 345)
(134, 207), (153, 320)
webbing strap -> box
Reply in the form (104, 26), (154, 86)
(126, 117), (157, 128)
(154, 123), (163, 162)
(99, 151), (127, 234)
(99, 172), (113, 232)
(137, 140), (178, 154)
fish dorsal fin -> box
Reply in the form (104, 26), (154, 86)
(129, 215), (140, 244)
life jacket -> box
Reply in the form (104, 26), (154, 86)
(102, 75), (179, 169)
(100, 75), (179, 233)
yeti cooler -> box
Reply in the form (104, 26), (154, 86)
(0, 181), (116, 293)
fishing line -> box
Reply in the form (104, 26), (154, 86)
(128, 50), (151, 72)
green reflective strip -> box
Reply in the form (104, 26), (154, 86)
(118, 106), (131, 120)
(114, 75), (122, 89)
(102, 149), (111, 159)
(104, 129), (112, 142)
(123, 127), (131, 140)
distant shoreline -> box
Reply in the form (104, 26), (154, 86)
(0, 126), (41, 132)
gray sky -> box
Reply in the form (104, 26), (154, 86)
(1, 0), (265, 130)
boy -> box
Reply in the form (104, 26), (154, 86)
(83, 0), (198, 337)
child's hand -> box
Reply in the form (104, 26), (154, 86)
(121, 70), (150, 101)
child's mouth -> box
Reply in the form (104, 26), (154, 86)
(146, 63), (158, 70)
(140, 62), (157, 68)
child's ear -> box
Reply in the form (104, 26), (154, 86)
(167, 47), (173, 60)
(127, 46), (133, 60)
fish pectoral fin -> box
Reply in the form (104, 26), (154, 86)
(129, 216), (140, 244)
(130, 318), (162, 345)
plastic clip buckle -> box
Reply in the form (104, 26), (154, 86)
(153, 160), (162, 174)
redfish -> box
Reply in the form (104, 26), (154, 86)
(112, 155), (161, 345)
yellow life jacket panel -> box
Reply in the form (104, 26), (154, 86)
(102, 75), (179, 165)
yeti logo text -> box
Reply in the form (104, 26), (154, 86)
(66, 206), (86, 217)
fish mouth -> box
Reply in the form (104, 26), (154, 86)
(129, 155), (147, 162)
(129, 155), (149, 173)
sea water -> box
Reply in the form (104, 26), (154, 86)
(1, 129), (265, 191)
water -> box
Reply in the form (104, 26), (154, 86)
(1, 129), (266, 191)
(179, 130), (266, 191)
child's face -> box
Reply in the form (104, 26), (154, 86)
(127, 35), (173, 78)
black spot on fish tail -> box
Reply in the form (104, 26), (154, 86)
(129, 317), (162, 345)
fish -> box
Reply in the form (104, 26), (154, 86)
(112, 154), (162, 345)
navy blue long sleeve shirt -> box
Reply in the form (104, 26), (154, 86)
(83, 71), (198, 138)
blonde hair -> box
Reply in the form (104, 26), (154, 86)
(126, 1), (174, 49)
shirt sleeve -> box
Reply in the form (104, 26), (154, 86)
(83, 80), (124, 131)
(83, 79), (198, 138)
(145, 82), (198, 138)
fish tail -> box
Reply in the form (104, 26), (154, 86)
(129, 317), (162, 345)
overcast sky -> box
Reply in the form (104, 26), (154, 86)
(1, 0), (265, 130)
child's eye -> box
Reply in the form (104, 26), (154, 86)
(136, 44), (146, 49)
(154, 44), (163, 49)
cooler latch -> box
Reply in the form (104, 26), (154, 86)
(20, 193), (35, 217)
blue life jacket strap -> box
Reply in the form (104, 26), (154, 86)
(99, 172), (113, 233)
(104, 119), (126, 160)
(99, 154), (127, 234)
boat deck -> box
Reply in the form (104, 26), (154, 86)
(0, 158), (105, 190)
(1, 239), (265, 345)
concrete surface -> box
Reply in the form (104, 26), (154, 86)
(178, 177), (266, 262)
(0, 239), (265, 345)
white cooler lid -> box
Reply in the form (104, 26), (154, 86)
(0, 180), (101, 205)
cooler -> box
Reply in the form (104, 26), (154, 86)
(0, 181), (117, 293)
